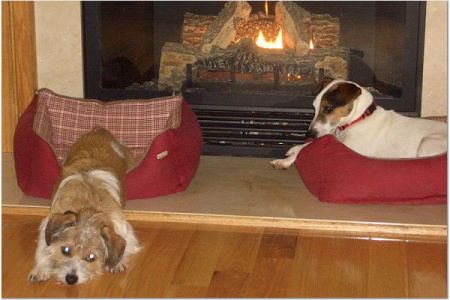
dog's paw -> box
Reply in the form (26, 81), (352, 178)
(270, 159), (291, 170)
(28, 268), (50, 283)
(107, 263), (126, 274)
(286, 145), (302, 157)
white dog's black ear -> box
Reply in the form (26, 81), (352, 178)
(101, 226), (126, 268)
(45, 211), (77, 245)
(313, 76), (335, 95)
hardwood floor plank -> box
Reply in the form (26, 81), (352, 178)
(214, 228), (263, 273)
(367, 239), (408, 297)
(122, 227), (196, 297)
(205, 228), (263, 297)
(287, 236), (370, 298)
(163, 284), (208, 298)
(257, 230), (298, 259)
(170, 229), (230, 287)
(243, 257), (294, 297)
(2, 217), (47, 298)
(241, 231), (299, 297)
(206, 271), (250, 297)
(406, 240), (447, 298)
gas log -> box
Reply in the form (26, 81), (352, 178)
(159, 1), (350, 92)
(190, 40), (314, 90)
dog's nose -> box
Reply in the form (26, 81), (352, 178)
(306, 129), (318, 139)
(65, 274), (78, 285)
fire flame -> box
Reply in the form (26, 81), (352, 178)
(256, 29), (283, 49)
(309, 38), (315, 49)
(264, 1), (269, 16)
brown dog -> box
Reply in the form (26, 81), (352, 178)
(29, 128), (140, 285)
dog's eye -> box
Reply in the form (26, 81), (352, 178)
(323, 106), (333, 114)
(61, 246), (71, 256)
(85, 253), (96, 262)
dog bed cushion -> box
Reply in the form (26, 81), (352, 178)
(14, 89), (203, 200)
(295, 135), (447, 204)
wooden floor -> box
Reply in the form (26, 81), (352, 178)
(2, 214), (447, 298)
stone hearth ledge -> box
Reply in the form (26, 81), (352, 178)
(2, 153), (447, 238)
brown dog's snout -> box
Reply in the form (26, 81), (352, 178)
(65, 273), (78, 285)
(306, 129), (318, 139)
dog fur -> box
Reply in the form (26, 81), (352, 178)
(29, 128), (141, 285)
(271, 78), (447, 169)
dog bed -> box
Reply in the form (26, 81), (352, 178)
(14, 89), (203, 200)
(295, 135), (447, 204)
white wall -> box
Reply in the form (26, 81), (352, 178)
(34, 1), (447, 116)
(35, 1), (83, 98)
(420, 1), (447, 116)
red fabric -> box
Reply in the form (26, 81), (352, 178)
(295, 135), (447, 204)
(126, 101), (203, 199)
(14, 96), (61, 198)
(14, 97), (202, 200)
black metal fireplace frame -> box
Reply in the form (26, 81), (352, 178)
(82, 2), (426, 157)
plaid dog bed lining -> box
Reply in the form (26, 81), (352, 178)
(33, 89), (182, 163)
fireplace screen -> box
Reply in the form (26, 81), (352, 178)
(98, 1), (414, 98)
(84, 1), (425, 156)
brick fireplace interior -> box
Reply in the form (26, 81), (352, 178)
(83, 1), (425, 157)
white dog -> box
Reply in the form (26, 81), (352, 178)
(271, 78), (447, 170)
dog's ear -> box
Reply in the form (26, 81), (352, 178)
(45, 211), (77, 245)
(101, 225), (126, 269)
(338, 82), (362, 102)
(313, 76), (335, 96)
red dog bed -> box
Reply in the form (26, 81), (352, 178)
(295, 135), (447, 204)
(14, 89), (203, 200)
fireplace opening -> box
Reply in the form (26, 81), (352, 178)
(83, 1), (425, 157)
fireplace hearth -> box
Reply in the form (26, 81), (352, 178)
(83, 1), (425, 157)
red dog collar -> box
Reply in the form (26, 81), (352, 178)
(338, 102), (377, 131)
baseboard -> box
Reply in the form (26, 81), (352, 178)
(3, 204), (446, 241)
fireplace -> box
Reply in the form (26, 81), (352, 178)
(83, 1), (425, 157)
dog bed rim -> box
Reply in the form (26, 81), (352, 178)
(36, 88), (179, 105)
(33, 89), (187, 172)
(304, 134), (447, 161)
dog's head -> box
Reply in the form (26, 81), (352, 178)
(307, 77), (363, 138)
(43, 209), (126, 285)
